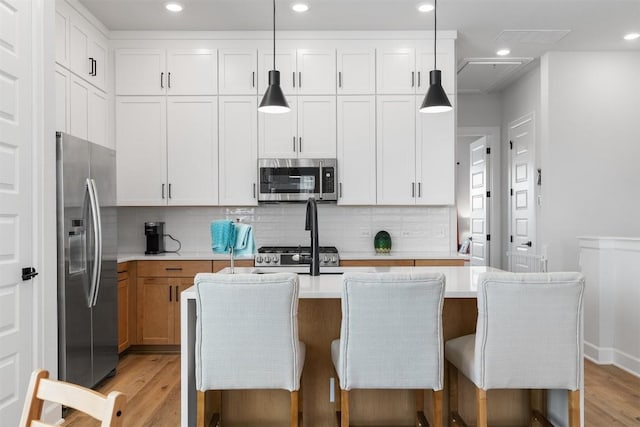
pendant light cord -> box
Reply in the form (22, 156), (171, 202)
(273, 0), (276, 70)
(434, 0), (437, 70)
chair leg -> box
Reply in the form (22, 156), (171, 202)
(568, 389), (580, 427)
(290, 390), (299, 427)
(448, 362), (460, 425)
(197, 391), (206, 427)
(416, 389), (424, 427)
(433, 389), (443, 427)
(341, 389), (350, 427)
(475, 388), (487, 427)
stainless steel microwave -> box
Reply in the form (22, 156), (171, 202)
(258, 159), (337, 202)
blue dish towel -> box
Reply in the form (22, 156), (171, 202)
(233, 224), (256, 256)
(211, 220), (236, 253)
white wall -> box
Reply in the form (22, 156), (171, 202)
(118, 205), (456, 255)
(457, 93), (502, 128)
(540, 52), (640, 271)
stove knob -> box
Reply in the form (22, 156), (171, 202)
(256, 256), (263, 263)
(264, 257), (271, 264)
(271, 255), (279, 264)
(322, 255), (329, 263)
(331, 256), (338, 263)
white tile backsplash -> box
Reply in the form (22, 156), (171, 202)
(118, 205), (455, 254)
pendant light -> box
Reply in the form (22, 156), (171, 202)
(419, 0), (452, 113)
(259, 0), (290, 113)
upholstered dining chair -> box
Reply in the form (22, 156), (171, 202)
(445, 272), (585, 427)
(331, 272), (446, 427)
(20, 369), (126, 427)
(194, 272), (305, 427)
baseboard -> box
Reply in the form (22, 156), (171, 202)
(584, 341), (640, 377)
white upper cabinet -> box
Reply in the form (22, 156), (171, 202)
(219, 96), (258, 206)
(69, 14), (107, 91)
(55, 7), (69, 67)
(337, 96), (376, 205)
(377, 48), (416, 94)
(166, 50), (218, 95)
(258, 50), (297, 95)
(167, 97), (218, 205)
(55, 65), (69, 132)
(116, 97), (167, 206)
(376, 96), (416, 205)
(69, 74), (90, 140)
(88, 88), (108, 148)
(297, 96), (337, 158)
(218, 49), (258, 95)
(296, 49), (336, 95)
(337, 49), (376, 94)
(259, 96), (336, 159)
(258, 49), (336, 95)
(258, 97), (298, 159)
(116, 49), (217, 96)
(416, 40), (456, 95)
(415, 95), (455, 205)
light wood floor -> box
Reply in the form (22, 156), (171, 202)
(63, 354), (640, 426)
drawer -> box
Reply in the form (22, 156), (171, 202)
(414, 259), (465, 267)
(137, 260), (213, 277)
(339, 259), (414, 267)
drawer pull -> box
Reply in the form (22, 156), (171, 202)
(169, 286), (172, 302)
(165, 267), (183, 271)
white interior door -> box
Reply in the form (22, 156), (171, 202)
(469, 137), (489, 266)
(509, 114), (537, 271)
(0, 0), (35, 423)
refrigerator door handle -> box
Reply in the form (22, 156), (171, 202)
(86, 179), (100, 307)
(90, 179), (103, 307)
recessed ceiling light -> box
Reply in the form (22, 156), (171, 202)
(292, 3), (309, 12)
(496, 49), (511, 56)
(624, 32), (639, 41)
(417, 3), (434, 13)
(165, 2), (183, 12)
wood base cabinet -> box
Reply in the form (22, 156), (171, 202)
(117, 263), (130, 353)
(136, 261), (212, 345)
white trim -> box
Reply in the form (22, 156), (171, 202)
(584, 342), (640, 378)
(457, 126), (501, 268)
(64, 0), (110, 37)
(578, 236), (640, 252)
(109, 30), (458, 41)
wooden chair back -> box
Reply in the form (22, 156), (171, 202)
(19, 369), (126, 427)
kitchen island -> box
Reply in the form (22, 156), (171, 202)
(180, 266), (573, 426)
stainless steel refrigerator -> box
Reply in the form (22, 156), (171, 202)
(56, 132), (118, 388)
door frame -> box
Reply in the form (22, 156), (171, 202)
(457, 126), (501, 268)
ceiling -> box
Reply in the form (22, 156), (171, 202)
(79, 0), (640, 93)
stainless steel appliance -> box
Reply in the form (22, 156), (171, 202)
(56, 132), (118, 389)
(144, 221), (165, 254)
(258, 158), (337, 202)
(255, 246), (340, 268)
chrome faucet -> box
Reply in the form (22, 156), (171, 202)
(305, 197), (320, 276)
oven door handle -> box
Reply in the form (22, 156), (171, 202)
(319, 161), (324, 200)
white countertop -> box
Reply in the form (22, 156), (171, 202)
(117, 251), (468, 263)
(182, 266), (499, 299)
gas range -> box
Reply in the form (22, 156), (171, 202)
(256, 246), (340, 268)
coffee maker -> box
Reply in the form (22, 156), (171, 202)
(144, 222), (165, 254)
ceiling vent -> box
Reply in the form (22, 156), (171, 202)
(495, 29), (571, 45)
(457, 57), (534, 94)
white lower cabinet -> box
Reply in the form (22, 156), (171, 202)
(218, 96), (258, 206)
(116, 96), (219, 206)
(337, 96), (376, 205)
(376, 96), (416, 204)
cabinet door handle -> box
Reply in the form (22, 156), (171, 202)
(252, 71), (255, 87)
(411, 182), (415, 198)
(88, 57), (95, 76)
(93, 59), (97, 76)
(175, 285), (179, 302)
(160, 72), (164, 88)
(162, 183), (165, 199)
(338, 71), (342, 88)
(418, 182), (422, 197)
(168, 183), (172, 199)
(411, 71), (415, 88)
(293, 72), (296, 88)
(253, 183), (256, 199)
(299, 137), (302, 152)
(293, 136), (296, 152)
(418, 71), (421, 87)
(298, 72), (301, 88)
(168, 72), (171, 88)
(339, 182), (343, 198)
(169, 286), (172, 302)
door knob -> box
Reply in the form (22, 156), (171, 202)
(521, 241), (533, 247)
